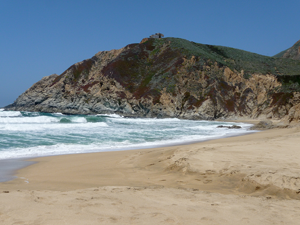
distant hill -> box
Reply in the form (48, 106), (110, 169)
(5, 37), (300, 123)
(274, 40), (300, 60)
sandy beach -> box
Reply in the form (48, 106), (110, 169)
(1, 125), (300, 224)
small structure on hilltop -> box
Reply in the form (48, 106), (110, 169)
(149, 33), (164, 38)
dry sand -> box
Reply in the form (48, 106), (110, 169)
(1, 126), (300, 224)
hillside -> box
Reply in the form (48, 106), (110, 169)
(274, 40), (300, 61)
(5, 37), (300, 122)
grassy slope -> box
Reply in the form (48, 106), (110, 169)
(274, 49), (289, 58)
(161, 38), (300, 77)
(274, 41), (300, 58)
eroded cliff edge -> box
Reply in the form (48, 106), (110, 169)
(5, 38), (300, 123)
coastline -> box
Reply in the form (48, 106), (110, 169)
(1, 122), (300, 224)
(0, 120), (256, 183)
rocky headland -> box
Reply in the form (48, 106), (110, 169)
(5, 38), (300, 123)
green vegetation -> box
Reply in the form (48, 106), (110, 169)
(274, 49), (288, 58)
(274, 75), (300, 93)
(273, 40), (300, 58)
(156, 38), (300, 77)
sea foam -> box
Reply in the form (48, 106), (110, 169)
(0, 111), (256, 160)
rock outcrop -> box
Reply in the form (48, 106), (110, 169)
(5, 38), (300, 122)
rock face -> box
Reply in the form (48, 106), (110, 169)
(5, 38), (300, 122)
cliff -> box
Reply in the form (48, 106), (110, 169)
(5, 38), (300, 122)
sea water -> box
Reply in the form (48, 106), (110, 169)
(0, 108), (255, 160)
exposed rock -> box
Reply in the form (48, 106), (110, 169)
(217, 125), (242, 129)
(250, 120), (274, 130)
(140, 38), (149, 44)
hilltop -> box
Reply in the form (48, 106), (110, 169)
(5, 37), (300, 123)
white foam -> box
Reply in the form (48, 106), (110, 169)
(189, 125), (216, 131)
(0, 111), (22, 117)
(21, 111), (40, 116)
(110, 117), (181, 125)
(0, 116), (59, 124)
(70, 117), (87, 123)
(0, 121), (108, 131)
(52, 112), (64, 116)
(0, 115), (91, 125)
(0, 128), (256, 160)
(97, 114), (123, 118)
(0, 113), (256, 160)
(0, 143), (114, 159)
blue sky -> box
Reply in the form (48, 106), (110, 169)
(1, 0), (299, 107)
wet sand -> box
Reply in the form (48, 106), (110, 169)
(0, 159), (35, 182)
(1, 126), (300, 224)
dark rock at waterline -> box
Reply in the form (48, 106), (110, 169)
(217, 125), (242, 129)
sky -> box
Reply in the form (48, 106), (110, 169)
(1, 0), (300, 107)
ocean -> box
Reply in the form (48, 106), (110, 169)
(0, 108), (255, 160)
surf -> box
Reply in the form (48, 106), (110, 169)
(0, 110), (255, 159)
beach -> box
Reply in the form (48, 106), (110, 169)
(1, 125), (300, 224)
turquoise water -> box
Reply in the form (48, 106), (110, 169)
(0, 109), (254, 159)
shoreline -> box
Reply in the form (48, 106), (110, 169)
(0, 120), (257, 183)
(3, 121), (300, 224)
(0, 158), (36, 182)
(1, 123), (292, 193)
